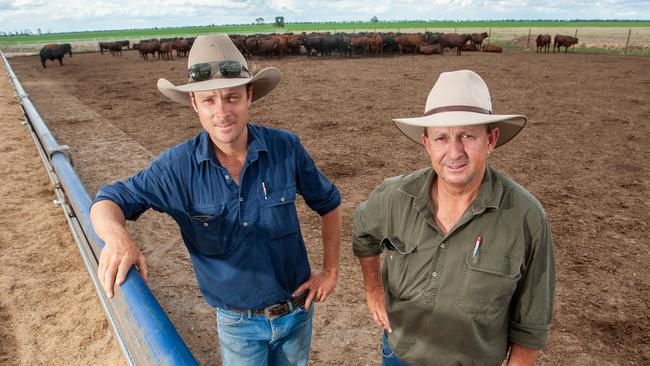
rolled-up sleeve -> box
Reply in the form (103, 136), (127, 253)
(294, 137), (340, 216)
(352, 184), (390, 258)
(509, 213), (556, 349)
(92, 161), (170, 221)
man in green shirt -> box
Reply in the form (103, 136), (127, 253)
(353, 70), (555, 366)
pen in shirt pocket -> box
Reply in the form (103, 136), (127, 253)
(261, 181), (268, 200)
(471, 236), (482, 264)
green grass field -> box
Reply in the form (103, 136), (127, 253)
(1, 20), (649, 45)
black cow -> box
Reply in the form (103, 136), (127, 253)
(39, 44), (71, 68)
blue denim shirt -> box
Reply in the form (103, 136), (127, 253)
(93, 124), (341, 310)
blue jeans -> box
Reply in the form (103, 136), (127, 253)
(216, 304), (314, 366)
(382, 332), (409, 366)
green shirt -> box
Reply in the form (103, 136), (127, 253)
(353, 166), (555, 366)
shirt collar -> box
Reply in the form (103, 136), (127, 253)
(399, 165), (502, 213)
(194, 124), (268, 165)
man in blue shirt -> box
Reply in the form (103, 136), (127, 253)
(90, 34), (342, 365)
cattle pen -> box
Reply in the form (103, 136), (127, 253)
(1, 36), (649, 365)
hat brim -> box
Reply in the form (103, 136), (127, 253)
(393, 111), (527, 147)
(157, 67), (282, 106)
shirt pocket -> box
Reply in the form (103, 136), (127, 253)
(456, 249), (522, 315)
(383, 237), (418, 301)
(260, 184), (300, 240)
(185, 203), (232, 256)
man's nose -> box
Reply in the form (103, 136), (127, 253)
(448, 138), (466, 158)
(212, 100), (228, 116)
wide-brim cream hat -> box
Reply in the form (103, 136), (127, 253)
(393, 70), (527, 147)
(157, 34), (281, 105)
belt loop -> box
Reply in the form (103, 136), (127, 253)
(287, 299), (294, 313)
(247, 310), (252, 319)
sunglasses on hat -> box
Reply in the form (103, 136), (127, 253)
(188, 60), (250, 82)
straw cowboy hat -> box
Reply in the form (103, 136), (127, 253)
(157, 34), (281, 105)
(393, 70), (527, 147)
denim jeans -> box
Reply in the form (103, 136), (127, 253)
(216, 304), (314, 366)
(382, 332), (410, 366)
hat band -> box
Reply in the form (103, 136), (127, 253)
(424, 105), (492, 116)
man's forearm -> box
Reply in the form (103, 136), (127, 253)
(358, 255), (383, 292)
(320, 206), (342, 273)
(507, 343), (540, 366)
(90, 200), (129, 243)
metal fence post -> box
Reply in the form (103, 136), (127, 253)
(624, 29), (631, 55)
(527, 28), (531, 48)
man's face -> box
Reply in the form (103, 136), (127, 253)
(190, 85), (252, 147)
(422, 124), (499, 191)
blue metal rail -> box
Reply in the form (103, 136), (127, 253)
(1, 51), (199, 366)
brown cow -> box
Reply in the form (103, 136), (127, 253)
(470, 32), (489, 50)
(99, 42), (113, 55)
(256, 38), (278, 59)
(536, 34), (551, 53)
(395, 34), (424, 54)
(554, 35), (579, 53)
(439, 33), (471, 56)
(172, 39), (191, 57)
(418, 44), (442, 55)
(134, 41), (160, 61)
(368, 34), (383, 56)
(243, 37), (258, 58)
(482, 44), (503, 53)
(158, 41), (174, 60)
(350, 36), (370, 56)
(271, 34), (289, 57)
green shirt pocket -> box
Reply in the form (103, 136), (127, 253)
(383, 236), (419, 301)
(457, 249), (522, 315)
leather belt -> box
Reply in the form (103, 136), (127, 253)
(230, 290), (309, 318)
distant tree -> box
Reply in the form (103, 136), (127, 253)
(371, 16), (379, 23)
(275, 16), (285, 27)
(37, 28), (42, 35)
(255, 17), (265, 25)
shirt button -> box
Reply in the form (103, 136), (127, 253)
(280, 197), (285, 202)
(440, 243), (445, 248)
(239, 197), (244, 202)
(203, 222), (208, 227)
(432, 272), (438, 277)
(243, 222), (248, 227)
(225, 175), (230, 180)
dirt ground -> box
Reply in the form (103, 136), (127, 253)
(3, 48), (649, 365)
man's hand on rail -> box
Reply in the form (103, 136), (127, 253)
(97, 232), (148, 298)
(90, 200), (148, 298)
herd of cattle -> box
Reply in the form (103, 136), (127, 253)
(37, 32), (582, 67)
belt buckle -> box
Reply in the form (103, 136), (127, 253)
(263, 302), (288, 319)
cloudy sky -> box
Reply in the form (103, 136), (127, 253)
(1, 0), (648, 34)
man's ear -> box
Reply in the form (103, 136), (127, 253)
(189, 92), (199, 113)
(422, 128), (433, 156)
(487, 127), (500, 154)
(247, 85), (254, 105)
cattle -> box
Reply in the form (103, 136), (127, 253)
(117, 40), (130, 49)
(554, 35), (579, 53)
(158, 41), (174, 60)
(470, 32), (489, 50)
(271, 34), (289, 57)
(243, 37), (258, 58)
(133, 41), (160, 61)
(350, 36), (370, 57)
(256, 37), (278, 59)
(418, 44), (442, 55)
(368, 34), (384, 56)
(395, 34), (424, 54)
(481, 44), (503, 53)
(381, 33), (399, 55)
(39, 44), (71, 68)
(109, 42), (123, 56)
(439, 33), (472, 56)
(172, 39), (191, 57)
(98, 42), (113, 54)
(536, 34), (551, 53)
